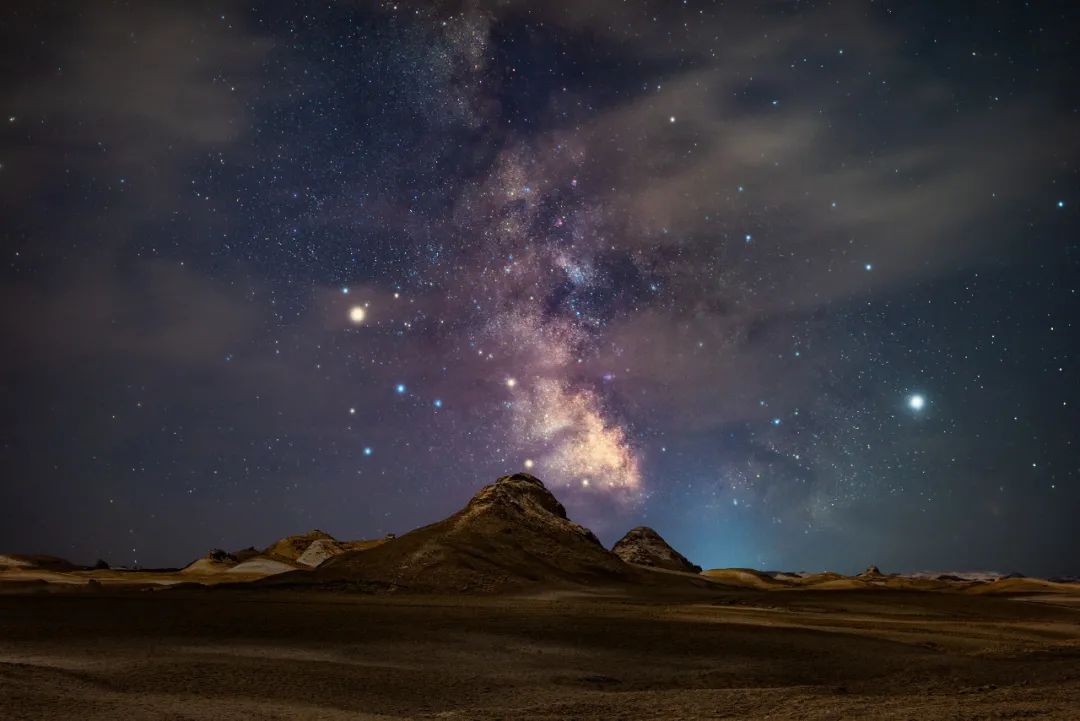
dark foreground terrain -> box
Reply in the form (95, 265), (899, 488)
(2, 585), (1079, 720)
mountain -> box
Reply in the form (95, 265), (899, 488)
(310, 473), (642, 593)
(611, 527), (702, 574)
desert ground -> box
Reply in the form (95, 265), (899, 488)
(2, 582), (1080, 720)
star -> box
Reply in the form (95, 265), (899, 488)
(908, 394), (926, 411)
(348, 306), (366, 324)
(395, 383), (407, 394)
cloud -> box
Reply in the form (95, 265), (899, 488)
(2, 2), (271, 211)
(1, 259), (260, 370)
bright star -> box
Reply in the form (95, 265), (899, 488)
(865, 263), (873, 271)
(1058, 200), (1066, 208)
(363, 447), (373, 456)
(395, 383), (406, 394)
(433, 399), (442, 408)
(348, 306), (366, 324)
(908, 394), (926, 411)
(524, 459), (534, 469)
(505, 377), (517, 388)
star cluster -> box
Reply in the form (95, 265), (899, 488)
(1, 1), (1078, 575)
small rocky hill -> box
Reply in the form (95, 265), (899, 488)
(182, 531), (386, 576)
(265, 530), (336, 562)
(181, 548), (241, 574)
(611, 527), (702, 574)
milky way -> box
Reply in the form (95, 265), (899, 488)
(1, 1), (1078, 575)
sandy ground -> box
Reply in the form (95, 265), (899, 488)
(1, 585), (1079, 720)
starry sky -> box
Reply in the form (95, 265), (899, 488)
(2, 1), (1078, 575)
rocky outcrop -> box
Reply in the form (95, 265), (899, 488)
(297, 538), (348, 568)
(611, 527), (702, 574)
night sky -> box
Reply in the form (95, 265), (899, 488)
(2, 1), (1078, 576)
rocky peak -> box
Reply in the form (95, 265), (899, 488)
(612, 526), (701, 574)
(858, 565), (884, 577)
(466, 473), (569, 520)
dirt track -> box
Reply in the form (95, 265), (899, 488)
(2, 586), (1079, 720)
